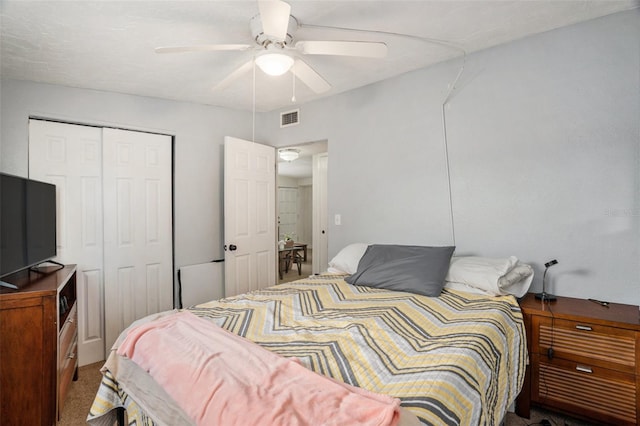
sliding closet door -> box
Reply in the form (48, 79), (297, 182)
(29, 120), (173, 364)
(102, 128), (173, 351)
(29, 119), (106, 366)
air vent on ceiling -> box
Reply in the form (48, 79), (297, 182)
(280, 109), (299, 128)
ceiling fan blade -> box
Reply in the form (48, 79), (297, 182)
(293, 59), (331, 94)
(258, 0), (291, 42)
(212, 60), (254, 91)
(155, 44), (251, 54)
(295, 41), (387, 58)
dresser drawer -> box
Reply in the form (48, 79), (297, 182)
(533, 316), (636, 374)
(532, 354), (637, 425)
(58, 334), (77, 417)
(58, 302), (77, 366)
(58, 300), (77, 418)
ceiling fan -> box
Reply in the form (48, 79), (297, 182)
(155, 0), (388, 94)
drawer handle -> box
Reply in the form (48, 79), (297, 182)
(575, 325), (592, 331)
(576, 365), (593, 374)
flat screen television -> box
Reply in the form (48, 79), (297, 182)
(1, 173), (58, 288)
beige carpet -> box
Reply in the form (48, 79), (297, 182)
(59, 361), (104, 426)
(503, 408), (598, 426)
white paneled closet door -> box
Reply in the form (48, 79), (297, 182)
(102, 128), (173, 351)
(29, 120), (106, 366)
(29, 120), (173, 365)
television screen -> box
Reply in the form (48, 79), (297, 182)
(1, 174), (28, 275)
(1, 173), (57, 278)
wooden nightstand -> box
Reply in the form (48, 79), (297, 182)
(516, 293), (640, 425)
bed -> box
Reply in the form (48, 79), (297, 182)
(87, 245), (530, 426)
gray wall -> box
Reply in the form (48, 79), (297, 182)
(260, 10), (640, 305)
(0, 80), (253, 304)
(2, 10), (638, 306)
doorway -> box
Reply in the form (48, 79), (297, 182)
(277, 140), (327, 284)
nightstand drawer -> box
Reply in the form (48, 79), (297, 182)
(532, 354), (637, 425)
(534, 316), (636, 373)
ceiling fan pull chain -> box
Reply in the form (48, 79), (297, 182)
(291, 62), (296, 103)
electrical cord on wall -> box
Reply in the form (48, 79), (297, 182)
(298, 22), (468, 246)
(440, 53), (466, 247)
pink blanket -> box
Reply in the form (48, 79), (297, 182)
(117, 311), (401, 426)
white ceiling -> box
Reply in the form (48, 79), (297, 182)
(278, 140), (327, 178)
(1, 1), (637, 112)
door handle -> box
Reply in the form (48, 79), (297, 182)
(229, 244), (237, 251)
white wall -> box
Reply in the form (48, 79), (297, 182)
(0, 80), (253, 305)
(260, 10), (640, 306)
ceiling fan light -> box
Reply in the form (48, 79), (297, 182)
(256, 53), (294, 76)
(279, 148), (300, 162)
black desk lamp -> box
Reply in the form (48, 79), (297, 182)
(535, 259), (558, 301)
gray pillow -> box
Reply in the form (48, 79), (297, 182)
(345, 244), (455, 296)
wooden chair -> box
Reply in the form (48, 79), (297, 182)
(279, 246), (303, 278)
(289, 248), (302, 275)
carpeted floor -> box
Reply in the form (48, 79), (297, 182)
(503, 408), (598, 426)
(59, 361), (104, 426)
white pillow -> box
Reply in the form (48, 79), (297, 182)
(445, 256), (534, 297)
(444, 281), (494, 296)
(327, 243), (369, 274)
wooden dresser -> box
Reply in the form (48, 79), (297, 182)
(0, 265), (78, 425)
(516, 293), (640, 425)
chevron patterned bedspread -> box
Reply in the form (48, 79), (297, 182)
(88, 275), (527, 426)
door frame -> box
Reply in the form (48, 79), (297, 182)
(311, 152), (328, 274)
(275, 140), (328, 277)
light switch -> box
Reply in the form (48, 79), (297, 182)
(334, 214), (341, 225)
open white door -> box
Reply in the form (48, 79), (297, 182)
(224, 136), (276, 297)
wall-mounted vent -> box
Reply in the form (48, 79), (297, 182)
(280, 109), (299, 128)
